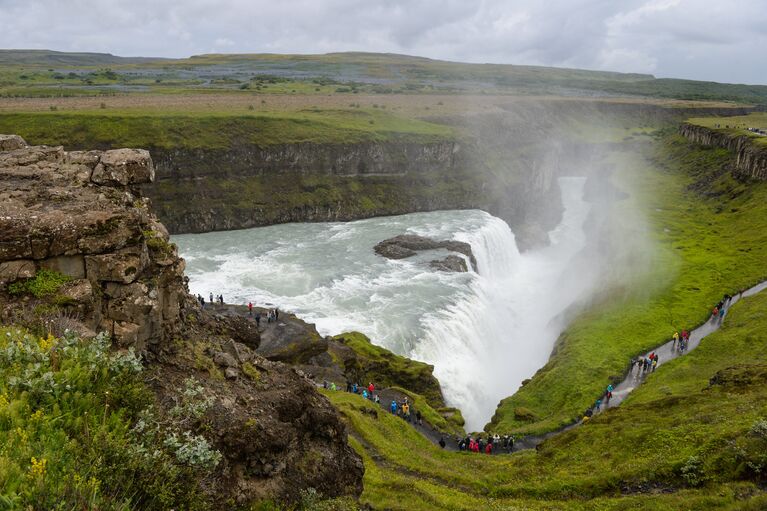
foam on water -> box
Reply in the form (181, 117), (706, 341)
(174, 177), (593, 431)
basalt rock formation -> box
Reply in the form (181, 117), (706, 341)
(679, 123), (767, 180)
(374, 234), (478, 272)
(0, 136), (363, 507)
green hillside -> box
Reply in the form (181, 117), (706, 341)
(488, 130), (767, 436)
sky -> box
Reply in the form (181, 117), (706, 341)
(1, 0), (766, 85)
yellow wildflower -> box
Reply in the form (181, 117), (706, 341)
(30, 409), (44, 422)
(29, 457), (47, 478)
(0, 394), (8, 408)
(38, 333), (57, 351)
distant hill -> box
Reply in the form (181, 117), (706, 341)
(0, 49), (765, 104)
(0, 49), (167, 66)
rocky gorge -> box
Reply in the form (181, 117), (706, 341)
(0, 135), (363, 506)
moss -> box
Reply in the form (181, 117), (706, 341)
(7, 269), (71, 298)
(191, 341), (223, 380)
(334, 331), (446, 408)
(242, 362), (262, 383)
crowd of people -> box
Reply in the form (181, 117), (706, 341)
(196, 293), (225, 307)
(581, 293), (736, 424)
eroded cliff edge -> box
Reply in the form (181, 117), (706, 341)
(679, 123), (767, 180)
(0, 135), (363, 507)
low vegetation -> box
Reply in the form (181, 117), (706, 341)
(0, 328), (215, 509)
(324, 289), (767, 509)
(489, 130), (767, 435)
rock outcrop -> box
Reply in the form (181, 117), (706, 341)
(679, 123), (767, 180)
(0, 136), (363, 507)
(374, 234), (478, 272)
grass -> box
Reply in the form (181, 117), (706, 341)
(322, 289), (767, 509)
(0, 328), (214, 509)
(7, 269), (70, 298)
(487, 131), (767, 436)
(0, 108), (454, 150)
(2, 50), (766, 104)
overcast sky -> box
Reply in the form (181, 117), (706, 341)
(1, 0), (766, 84)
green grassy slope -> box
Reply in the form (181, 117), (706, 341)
(487, 131), (767, 436)
(0, 109), (454, 149)
(324, 289), (767, 510)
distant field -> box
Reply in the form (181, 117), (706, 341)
(1, 50), (766, 104)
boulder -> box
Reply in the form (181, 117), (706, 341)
(429, 254), (469, 272)
(0, 259), (35, 283)
(91, 148), (154, 186)
(40, 255), (86, 279)
(85, 251), (146, 284)
(0, 134), (27, 152)
(375, 234), (478, 271)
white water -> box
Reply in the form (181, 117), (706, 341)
(174, 177), (594, 431)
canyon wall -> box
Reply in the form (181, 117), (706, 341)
(679, 123), (767, 180)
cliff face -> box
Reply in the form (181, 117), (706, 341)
(679, 123), (767, 180)
(0, 135), (363, 506)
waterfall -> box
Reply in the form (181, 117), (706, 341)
(411, 177), (591, 431)
(174, 177), (594, 433)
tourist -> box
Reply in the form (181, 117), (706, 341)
(672, 331), (679, 347)
(439, 437), (446, 449)
(275, 308), (279, 321)
(390, 400), (397, 414)
(402, 401), (411, 422)
(255, 312), (261, 327)
(209, 292), (213, 304)
(595, 398), (602, 411)
(652, 358), (658, 372)
(485, 442), (493, 455)
(330, 382), (337, 391)
(416, 409), (423, 426)
(718, 306), (725, 321)
(374, 394), (380, 404)
(368, 382), (375, 395)
(362, 389), (368, 400)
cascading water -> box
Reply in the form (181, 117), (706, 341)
(174, 177), (595, 431)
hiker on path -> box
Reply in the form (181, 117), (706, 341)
(390, 400), (397, 414)
(439, 437), (446, 449)
(416, 409), (423, 426)
(672, 331), (679, 348)
(275, 308), (279, 321)
(248, 302), (253, 316)
(209, 292), (214, 304)
(718, 306), (725, 322)
(255, 312), (261, 328)
(368, 382), (375, 395)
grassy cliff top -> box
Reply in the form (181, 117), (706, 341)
(0, 108), (455, 149)
(687, 112), (767, 147)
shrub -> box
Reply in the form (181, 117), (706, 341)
(0, 328), (214, 509)
(680, 455), (707, 487)
(7, 269), (71, 298)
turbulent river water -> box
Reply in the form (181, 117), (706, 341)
(174, 177), (594, 431)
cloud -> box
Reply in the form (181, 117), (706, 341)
(0, 0), (765, 84)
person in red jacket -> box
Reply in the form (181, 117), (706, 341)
(368, 382), (374, 395)
(485, 442), (493, 455)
